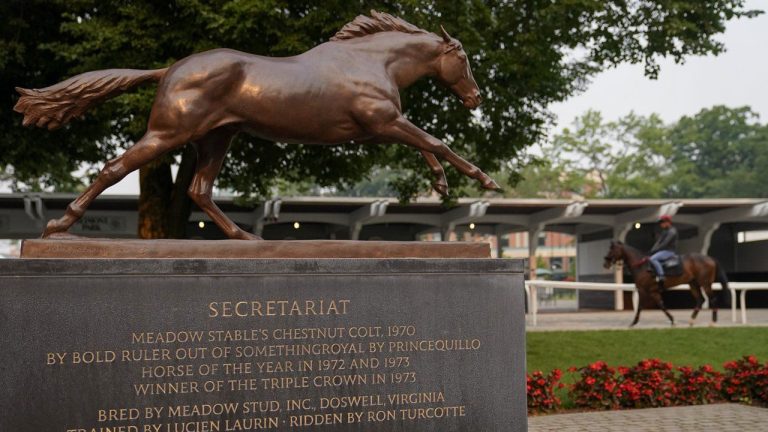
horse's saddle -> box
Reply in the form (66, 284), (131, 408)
(649, 255), (684, 277)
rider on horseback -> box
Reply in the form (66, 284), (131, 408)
(649, 214), (678, 287)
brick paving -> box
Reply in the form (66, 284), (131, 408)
(527, 308), (768, 331)
(529, 403), (768, 432)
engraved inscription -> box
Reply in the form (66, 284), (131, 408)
(44, 297), (483, 431)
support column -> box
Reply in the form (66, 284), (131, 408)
(23, 195), (46, 230)
(694, 222), (721, 255)
(494, 225), (506, 259)
(348, 200), (388, 240)
(252, 198), (281, 237)
(612, 223), (632, 310)
(440, 200), (489, 242)
(528, 225), (543, 280)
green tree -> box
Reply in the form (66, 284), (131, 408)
(504, 147), (592, 199)
(515, 110), (672, 198)
(605, 112), (674, 198)
(669, 105), (768, 198)
(0, 1), (110, 191)
(1, 0), (761, 237)
(515, 106), (768, 199)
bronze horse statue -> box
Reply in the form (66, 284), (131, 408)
(603, 241), (729, 327)
(14, 11), (500, 240)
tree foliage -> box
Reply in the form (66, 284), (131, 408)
(669, 106), (768, 197)
(515, 106), (768, 199)
(0, 0), (761, 236)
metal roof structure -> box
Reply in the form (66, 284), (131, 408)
(2, 193), (767, 247)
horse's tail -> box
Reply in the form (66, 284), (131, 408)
(714, 259), (731, 308)
(14, 68), (167, 130)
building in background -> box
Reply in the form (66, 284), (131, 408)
(2, 194), (766, 308)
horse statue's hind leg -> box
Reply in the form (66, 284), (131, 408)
(187, 127), (261, 240)
(43, 129), (191, 238)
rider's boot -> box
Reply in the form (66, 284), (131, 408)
(656, 276), (665, 291)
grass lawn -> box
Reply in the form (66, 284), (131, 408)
(527, 327), (768, 374)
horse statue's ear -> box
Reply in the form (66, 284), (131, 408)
(440, 25), (452, 43)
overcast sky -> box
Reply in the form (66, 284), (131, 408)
(97, 2), (765, 194)
(550, 0), (768, 130)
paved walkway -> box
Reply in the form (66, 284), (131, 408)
(529, 403), (768, 431)
(527, 308), (768, 331)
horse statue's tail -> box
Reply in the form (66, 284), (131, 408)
(714, 259), (731, 308)
(14, 68), (167, 130)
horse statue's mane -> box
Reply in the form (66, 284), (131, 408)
(331, 10), (429, 41)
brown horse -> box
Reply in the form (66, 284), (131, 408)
(14, 11), (500, 240)
(603, 241), (730, 327)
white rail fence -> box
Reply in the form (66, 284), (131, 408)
(524, 280), (768, 326)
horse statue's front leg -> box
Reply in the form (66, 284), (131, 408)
(377, 116), (502, 192)
(420, 151), (449, 196)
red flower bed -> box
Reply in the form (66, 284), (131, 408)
(722, 355), (768, 404)
(675, 364), (722, 405)
(615, 359), (677, 408)
(527, 356), (768, 415)
(568, 361), (620, 409)
(527, 369), (564, 414)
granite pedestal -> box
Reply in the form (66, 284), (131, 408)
(0, 258), (526, 431)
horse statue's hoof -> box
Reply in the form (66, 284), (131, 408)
(432, 181), (449, 197)
(240, 232), (263, 240)
(41, 219), (65, 238)
(480, 177), (503, 192)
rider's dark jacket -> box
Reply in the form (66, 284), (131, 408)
(650, 226), (678, 254)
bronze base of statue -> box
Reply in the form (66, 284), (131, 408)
(20, 238), (490, 259)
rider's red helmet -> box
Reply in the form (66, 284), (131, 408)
(657, 214), (672, 223)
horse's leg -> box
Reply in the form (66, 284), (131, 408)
(703, 283), (718, 324)
(375, 116), (501, 190)
(188, 128), (260, 240)
(420, 151), (448, 196)
(630, 291), (643, 327)
(650, 289), (675, 326)
(43, 130), (189, 237)
(688, 282), (704, 327)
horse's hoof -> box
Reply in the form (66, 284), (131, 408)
(432, 181), (449, 197)
(688, 319), (695, 327)
(41, 219), (66, 238)
(231, 231), (263, 240)
(670, 322), (676, 328)
(709, 322), (717, 328)
(46, 232), (85, 240)
(480, 177), (503, 192)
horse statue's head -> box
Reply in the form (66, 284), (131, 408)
(603, 240), (624, 269)
(435, 25), (482, 109)
(331, 11), (482, 110)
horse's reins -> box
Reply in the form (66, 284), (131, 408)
(613, 254), (648, 270)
